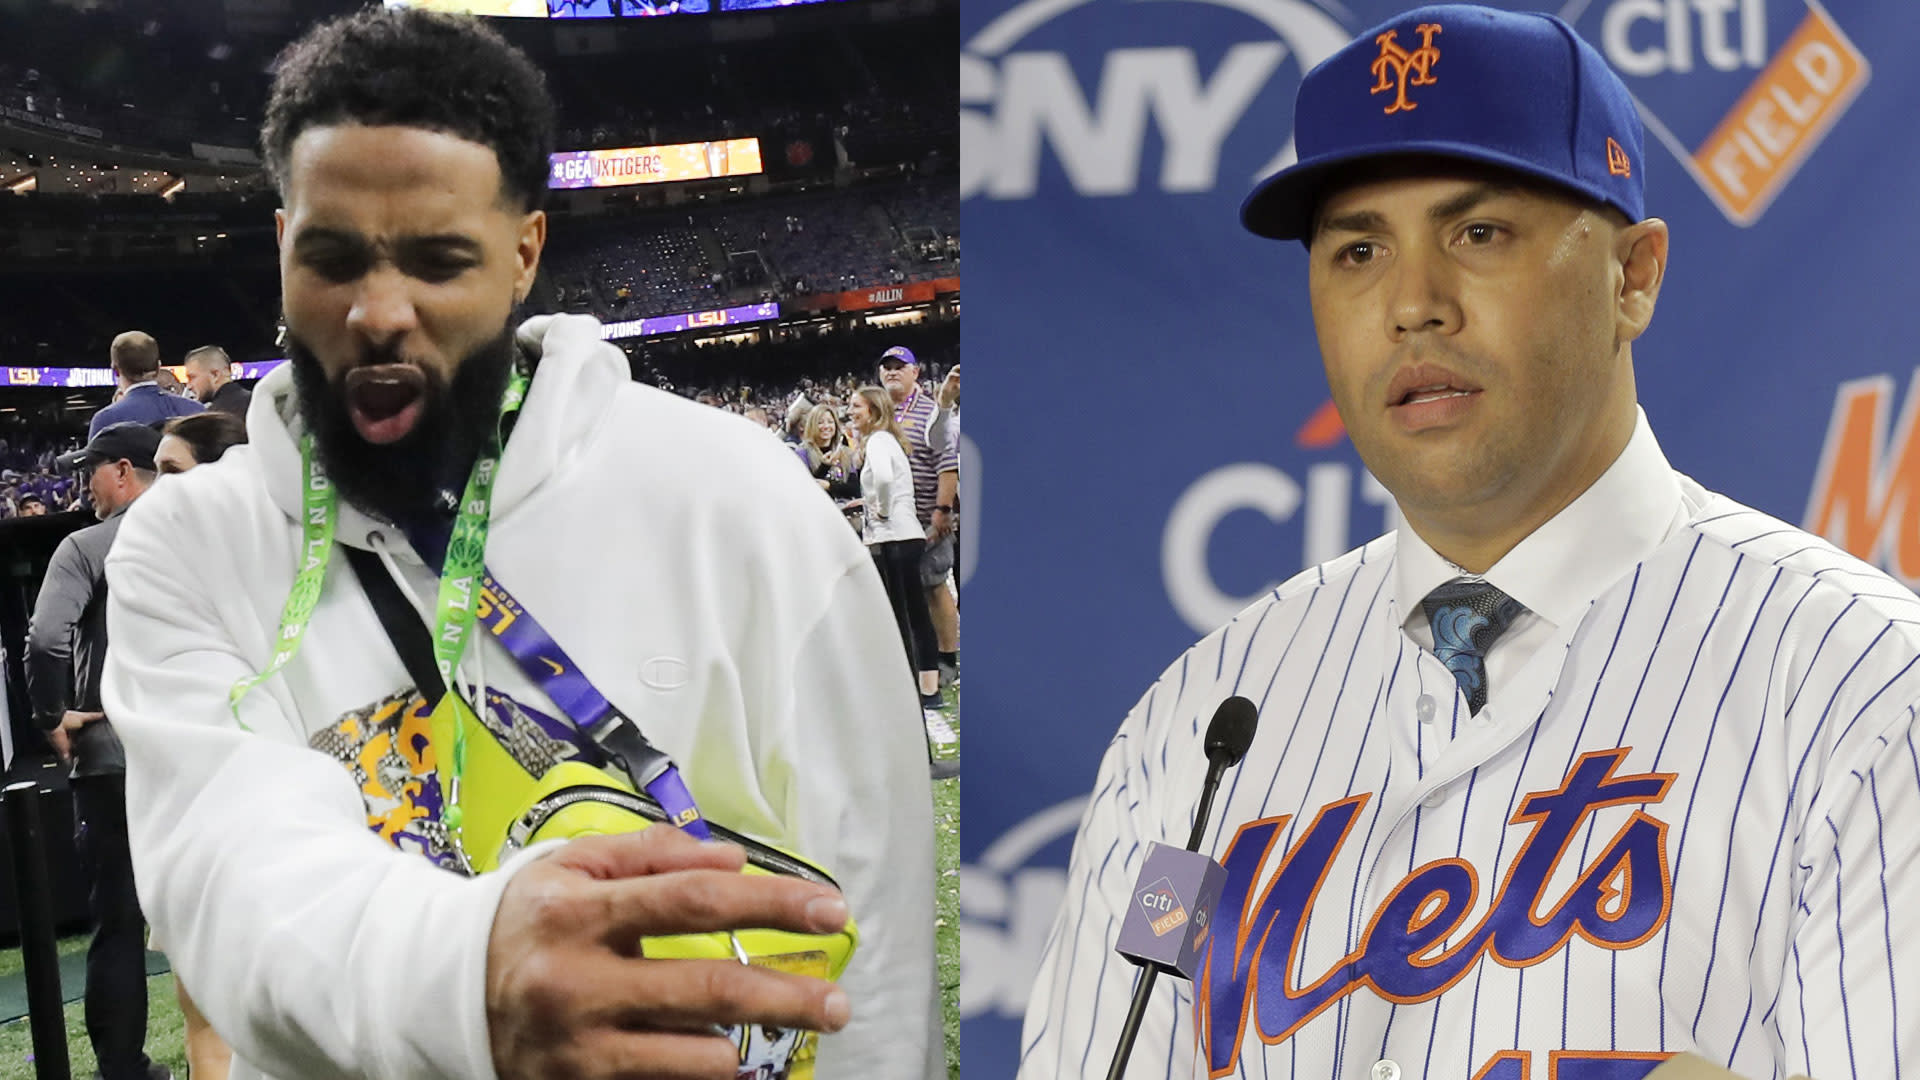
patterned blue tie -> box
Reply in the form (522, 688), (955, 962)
(1421, 580), (1526, 715)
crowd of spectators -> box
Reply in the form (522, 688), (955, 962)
(0, 368), (859, 521)
(0, 415), (90, 519)
(3, 173), (951, 355)
(548, 178), (958, 321)
(547, 17), (955, 172)
(630, 318), (955, 396)
(0, 318), (956, 520)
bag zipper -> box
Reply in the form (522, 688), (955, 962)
(505, 785), (839, 887)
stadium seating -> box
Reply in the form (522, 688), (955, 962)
(546, 178), (958, 320)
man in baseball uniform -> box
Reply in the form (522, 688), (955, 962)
(1018, 5), (1915, 1079)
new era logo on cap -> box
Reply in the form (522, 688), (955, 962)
(1607, 137), (1632, 178)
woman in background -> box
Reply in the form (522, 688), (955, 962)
(802, 402), (864, 534)
(151, 407), (248, 1080)
(801, 403), (859, 496)
(156, 410), (248, 475)
(848, 386), (943, 723)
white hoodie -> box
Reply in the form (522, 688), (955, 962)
(102, 314), (941, 1080)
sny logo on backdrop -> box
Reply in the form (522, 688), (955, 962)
(962, 0), (1349, 199)
(1198, 749), (1675, 1077)
(1568, 0), (1868, 225)
(958, 798), (1085, 1021)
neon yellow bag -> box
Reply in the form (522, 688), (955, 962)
(432, 693), (858, 1079)
(435, 692), (858, 963)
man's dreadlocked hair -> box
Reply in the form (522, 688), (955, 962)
(260, 7), (556, 212)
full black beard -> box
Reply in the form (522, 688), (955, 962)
(288, 326), (519, 526)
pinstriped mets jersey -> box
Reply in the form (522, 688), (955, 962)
(1019, 469), (1920, 1079)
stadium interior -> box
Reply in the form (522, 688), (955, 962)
(0, 0), (958, 503)
(0, 0), (960, 985)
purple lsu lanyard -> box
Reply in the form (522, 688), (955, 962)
(473, 571), (712, 841)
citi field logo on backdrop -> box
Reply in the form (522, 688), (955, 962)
(961, 0), (1348, 199)
(1162, 400), (1401, 634)
(1566, 0), (1868, 225)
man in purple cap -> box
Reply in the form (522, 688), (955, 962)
(879, 345), (962, 705)
(1019, 6), (1914, 1079)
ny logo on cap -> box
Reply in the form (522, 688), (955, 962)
(1371, 23), (1442, 115)
(1606, 137), (1632, 178)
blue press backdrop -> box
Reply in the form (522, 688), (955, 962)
(959, 0), (1920, 1073)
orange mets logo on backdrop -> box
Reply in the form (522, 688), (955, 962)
(1804, 369), (1920, 587)
(1371, 23), (1441, 114)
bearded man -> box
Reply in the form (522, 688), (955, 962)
(100, 9), (939, 1079)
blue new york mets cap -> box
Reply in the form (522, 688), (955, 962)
(1241, 3), (1646, 242)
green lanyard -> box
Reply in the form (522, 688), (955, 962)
(230, 363), (531, 820)
(226, 446), (340, 724)
(420, 368), (526, 830)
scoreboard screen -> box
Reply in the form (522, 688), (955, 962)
(548, 139), (763, 189)
(383, 0), (710, 18)
(718, 0), (850, 10)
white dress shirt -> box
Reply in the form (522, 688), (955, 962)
(1395, 408), (1709, 713)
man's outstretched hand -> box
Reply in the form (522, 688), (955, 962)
(487, 826), (852, 1080)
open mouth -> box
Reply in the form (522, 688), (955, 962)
(1385, 364), (1482, 428)
(1396, 385), (1476, 406)
(344, 364), (429, 445)
(1386, 363), (1481, 406)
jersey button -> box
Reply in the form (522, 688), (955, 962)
(1421, 790), (1445, 809)
(1416, 695), (1436, 723)
(1371, 1059), (1402, 1080)
(1474, 706), (1494, 728)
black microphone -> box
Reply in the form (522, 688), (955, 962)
(1106, 696), (1259, 1080)
(1191, 695), (1257, 847)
